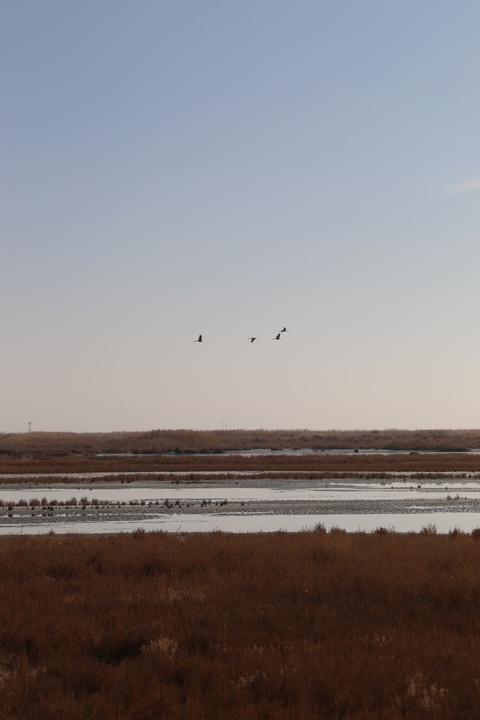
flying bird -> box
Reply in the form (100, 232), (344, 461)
(248, 337), (257, 343)
(194, 334), (203, 343)
(273, 333), (282, 340)
(280, 327), (288, 333)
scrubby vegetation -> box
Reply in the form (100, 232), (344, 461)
(2, 529), (480, 718)
(2, 428), (480, 458)
(2, 429), (480, 479)
(2, 449), (480, 480)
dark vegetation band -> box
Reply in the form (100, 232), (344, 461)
(2, 529), (480, 719)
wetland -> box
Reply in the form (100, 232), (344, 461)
(2, 429), (480, 534)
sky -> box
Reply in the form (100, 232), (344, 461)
(1, 1), (479, 433)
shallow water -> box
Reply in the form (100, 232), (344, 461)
(0, 481), (479, 505)
(169, 449), (480, 457)
(0, 512), (479, 536)
(1, 476), (480, 535)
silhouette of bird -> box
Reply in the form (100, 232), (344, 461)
(194, 334), (203, 343)
(248, 337), (257, 343)
(280, 327), (288, 333)
(273, 333), (282, 340)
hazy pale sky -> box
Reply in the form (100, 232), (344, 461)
(1, 1), (479, 433)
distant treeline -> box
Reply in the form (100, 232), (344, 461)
(1, 428), (480, 457)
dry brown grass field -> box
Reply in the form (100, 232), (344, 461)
(2, 529), (480, 719)
(3, 452), (480, 480)
(2, 428), (480, 455)
(2, 429), (480, 478)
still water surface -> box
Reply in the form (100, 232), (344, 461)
(0, 513), (479, 536)
(0, 481), (478, 504)
(1, 480), (480, 535)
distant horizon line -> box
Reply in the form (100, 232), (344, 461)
(3, 427), (480, 435)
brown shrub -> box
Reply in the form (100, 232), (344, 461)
(2, 531), (480, 717)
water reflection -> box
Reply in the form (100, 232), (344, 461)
(2, 480), (480, 536)
(1, 482), (480, 504)
(1, 512), (480, 536)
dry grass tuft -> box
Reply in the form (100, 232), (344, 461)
(2, 530), (480, 717)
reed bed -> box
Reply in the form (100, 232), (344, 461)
(2, 529), (480, 718)
(2, 470), (480, 490)
(2, 428), (480, 458)
(3, 452), (480, 479)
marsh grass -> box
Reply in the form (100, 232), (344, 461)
(3, 452), (480, 481)
(2, 530), (480, 718)
(1, 428), (480, 458)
